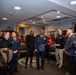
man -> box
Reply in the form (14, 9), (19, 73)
(65, 28), (76, 75)
(25, 30), (35, 68)
(35, 29), (48, 70)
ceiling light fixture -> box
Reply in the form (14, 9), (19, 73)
(30, 20), (32, 22)
(43, 20), (45, 21)
(70, 0), (76, 4)
(56, 16), (61, 18)
(57, 11), (60, 13)
(22, 22), (26, 24)
(44, 22), (46, 24)
(41, 16), (43, 18)
(14, 6), (21, 10)
(3, 18), (7, 20)
(33, 22), (35, 24)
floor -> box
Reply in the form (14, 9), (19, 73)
(13, 60), (69, 75)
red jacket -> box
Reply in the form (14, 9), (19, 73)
(48, 36), (55, 45)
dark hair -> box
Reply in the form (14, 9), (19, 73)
(67, 27), (73, 30)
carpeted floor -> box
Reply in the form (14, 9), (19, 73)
(14, 59), (69, 75)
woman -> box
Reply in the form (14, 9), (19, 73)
(45, 33), (55, 63)
(10, 32), (20, 74)
(0, 32), (11, 75)
(55, 29), (65, 68)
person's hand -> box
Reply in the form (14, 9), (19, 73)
(55, 44), (58, 46)
(57, 44), (60, 46)
(13, 50), (18, 54)
(42, 44), (45, 46)
(35, 49), (37, 52)
(63, 49), (65, 51)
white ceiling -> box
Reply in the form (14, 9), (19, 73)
(0, 0), (76, 25)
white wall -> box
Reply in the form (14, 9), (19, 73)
(0, 22), (15, 31)
(0, 22), (43, 36)
(45, 19), (76, 33)
(1, 19), (76, 35)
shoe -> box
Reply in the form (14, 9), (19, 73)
(55, 63), (59, 66)
(65, 72), (70, 75)
(14, 70), (19, 73)
(37, 67), (40, 70)
(25, 65), (27, 69)
(41, 67), (44, 70)
(58, 65), (62, 69)
(9, 72), (14, 75)
(30, 65), (33, 68)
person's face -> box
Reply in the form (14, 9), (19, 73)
(4, 32), (10, 40)
(0, 33), (2, 36)
(66, 29), (72, 36)
(40, 30), (45, 35)
(58, 29), (62, 35)
(12, 32), (17, 38)
(30, 31), (34, 35)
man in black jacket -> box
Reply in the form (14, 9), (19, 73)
(25, 30), (35, 68)
(65, 28), (76, 75)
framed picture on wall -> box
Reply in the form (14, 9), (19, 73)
(72, 22), (76, 33)
(47, 31), (55, 36)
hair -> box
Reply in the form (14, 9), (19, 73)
(67, 27), (74, 32)
(55, 29), (63, 38)
(67, 27), (73, 30)
(58, 29), (62, 31)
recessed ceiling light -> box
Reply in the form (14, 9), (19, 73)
(70, 1), (76, 4)
(14, 6), (21, 10)
(43, 20), (45, 21)
(41, 16), (43, 18)
(56, 16), (61, 18)
(22, 22), (26, 24)
(57, 11), (60, 13)
(33, 22), (35, 24)
(30, 20), (32, 22)
(3, 18), (7, 20)
(44, 22), (46, 24)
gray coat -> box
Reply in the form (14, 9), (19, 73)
(65, 34), (76, 56)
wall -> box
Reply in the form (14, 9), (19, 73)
(0, 22), (15, 31)
(0, 22), (43, 36)
(45, 19), (76, 33)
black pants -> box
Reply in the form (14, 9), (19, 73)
(45, 45), (50, 62)
(25, 50), (34, 66)
(68, 55), (75, 75)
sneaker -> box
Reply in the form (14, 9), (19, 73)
(65, 72), (70, 75)
(14, 70), (19, 73)
(37, 67), (40, 70)
(58, 65), (62, 69)
(55, 63), (59, 66)
(30, 65), (33, 68)
(41, 67), (44, 70)
(25, 65), (28, 69)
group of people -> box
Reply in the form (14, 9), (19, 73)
(0, 28), (76, 75)
(25, 28), (76, 75)
(0, 31), (20, 74)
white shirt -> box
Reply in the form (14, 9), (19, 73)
(69, 33), (73, 37)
